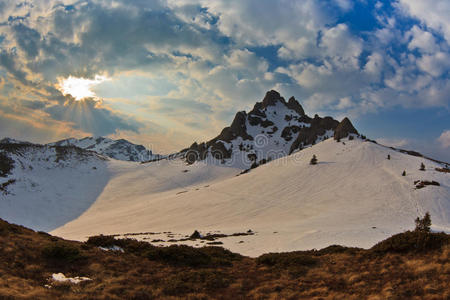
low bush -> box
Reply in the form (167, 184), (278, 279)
(42, 242), (84, 262)
(146, 245), (239, 267)
(257, 252), (318, 268)
(370, 231), (449, 254)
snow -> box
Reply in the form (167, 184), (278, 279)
(0, 145), (110, 231)
(46, 137), (449, 257)
(49, 136), (163, 162)
(99, 245), (124, 252)
(51, 273), (91, 284)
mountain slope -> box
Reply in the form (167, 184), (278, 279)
(49, 136), (162, 162)
(0, 141), (110, 231)
(183, 90), (356, 168)
(51, 137), (450, 256)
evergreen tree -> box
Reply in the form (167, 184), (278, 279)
(387, 154), (390, 160)
(420, 163), (425, 171)
(310, 155), (318, 165)
(415, 212), (431, 233)
(402, 170), (406, 176)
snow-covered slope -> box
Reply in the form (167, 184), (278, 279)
(50, 137), (450, 256)
(0, 141), (109, 231)
(183, 90), (355, 169)
(50, 136), (162, 162)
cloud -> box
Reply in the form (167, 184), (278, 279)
(0, 0), (449, 159)
(398, 0), (450, 43)
(45, 98), (143, 136)
(438, 130), (450, 148)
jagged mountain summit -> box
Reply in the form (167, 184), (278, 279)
(49, 136), (162, 162)
(183, 90), (357, 168)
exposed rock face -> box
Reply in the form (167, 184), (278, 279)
(183, 90), (356, 168)
(334, 117), (358, 140)
(49, 137), (162, 162)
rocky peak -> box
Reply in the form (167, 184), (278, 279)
(261, 90), (285, 108)
(286, 97), (305, 116)
(183, 90), (358, 168)
(334, 117), (358, 140)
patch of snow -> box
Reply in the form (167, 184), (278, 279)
(51, 273), (91, 284)
(99, 245), (124, 252)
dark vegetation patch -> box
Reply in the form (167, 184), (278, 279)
(414, 180), (440, 189)
(0, 179), (16, 194)
(0, 152), (14, 177)
(435, 167), (450, 173)
(42, 242), (85, 263)
(370, 231), (448, 254)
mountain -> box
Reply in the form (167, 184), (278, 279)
(183, 90), (357, 168)
(0, 140), (109, 231)
(49, 137), (449, 256)
(49, 136), (162, 162)
(1, 91), (449, 257)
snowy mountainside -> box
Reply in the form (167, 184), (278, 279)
(52, 137), (450, 256)
(0, 140), (110, 231)
(50, 136), (163, 162)
(184, 90), (357, 168)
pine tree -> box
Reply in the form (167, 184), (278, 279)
(310, 154), (318, 165)
(420, 163), (425, 171)
(414, 212), (431, 233)
(387, 154), (390, 160)
(402, 170), (406, 176)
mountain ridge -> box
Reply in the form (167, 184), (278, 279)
(183, 90), (358, 168)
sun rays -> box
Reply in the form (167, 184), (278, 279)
(56, 75), (109, 101)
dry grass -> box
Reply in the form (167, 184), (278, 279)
(0, 219), (449, 299)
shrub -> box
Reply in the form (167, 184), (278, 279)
(420, 163), (425, 171)
(402, 170), (406, 176)
(147, 245), (208, 267)
(42, 242), (83, 262)
(371, 231), (448, 254)
(348, 135), (354, 140)
(387, 154), (390, 160)
(87, 234), (118, 247)
(310, 155), (317, 165)
(257, 252), (318, 268)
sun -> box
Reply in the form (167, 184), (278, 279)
(56, 75), (109, 101)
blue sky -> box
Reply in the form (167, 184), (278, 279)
(0, 0), (449, 161)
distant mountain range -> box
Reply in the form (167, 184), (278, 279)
(48, 136), (163, 162)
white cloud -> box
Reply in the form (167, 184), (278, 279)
(407, 25), (439, 54)
(320, 24), (363, 68)
(438, 130), (450, 148)
(417, 52), (450, 77)
(398, 0), (450, 43)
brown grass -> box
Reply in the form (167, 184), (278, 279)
(0, 219), (449, 299)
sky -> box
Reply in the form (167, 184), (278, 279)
(0, 0), (449, 161)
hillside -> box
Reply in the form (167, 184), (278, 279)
(1, 218), (449, 299)
(0, 141), (109, 231)
(51, 137), (450, 256)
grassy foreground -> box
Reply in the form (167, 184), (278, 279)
(0, 218), (449, 299)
